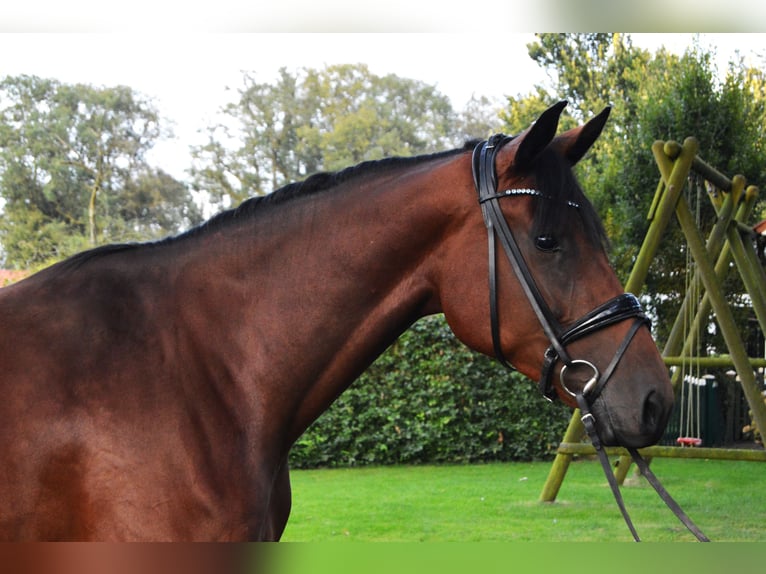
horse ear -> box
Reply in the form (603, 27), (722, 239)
(513, 100), (568, 168)
(553, 105), (611, 165)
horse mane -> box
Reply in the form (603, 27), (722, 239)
(180, 141), (480, 240)
(45, 143), (478, 274)
(48, 137), (606, 274)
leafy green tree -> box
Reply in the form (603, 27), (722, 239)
(624, 47), (766, 346)
(190, 64), (458, 209)
(0, 75), (200, 268)
(114, 167), (203, 241)
(453, 94), (507, 141)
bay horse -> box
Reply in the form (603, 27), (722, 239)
(0, 102), (673, 541)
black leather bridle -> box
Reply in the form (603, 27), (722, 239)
(472, 136), (709, 542)
(472, 135), (649, 404)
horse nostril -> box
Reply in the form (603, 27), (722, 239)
(641, 390), (669, 438)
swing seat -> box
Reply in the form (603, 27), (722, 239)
(676, 437), (702, 447)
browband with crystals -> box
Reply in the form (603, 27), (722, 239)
(477, 188), (580, 208)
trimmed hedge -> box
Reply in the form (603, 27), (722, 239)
(289, 315), (571, 468)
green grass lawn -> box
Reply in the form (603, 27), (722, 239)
(281, 458), (765, 542)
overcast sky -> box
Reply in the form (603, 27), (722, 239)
(1, 33), (763, 181)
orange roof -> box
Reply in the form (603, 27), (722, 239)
(755, 220), (766, 235)
(0, 269), (29, 286)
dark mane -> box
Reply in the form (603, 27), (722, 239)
(529, 146), (609, 251)
(180, 141), (479, 240)
(46, 138), (606, 276)
(41, 142), (480, 275)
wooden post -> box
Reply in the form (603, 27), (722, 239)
(539, 408), (585, 502)
(556, 442), (766, 462)
(662, 179), (741, 363)
(725, 186), (766, 334)
(624, 139), (698, 294)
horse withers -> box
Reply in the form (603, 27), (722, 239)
(0, 102), (673, 540)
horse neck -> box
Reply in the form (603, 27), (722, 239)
(178, 156), (473, 446)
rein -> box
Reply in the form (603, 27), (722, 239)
(472, 136), (709, 542)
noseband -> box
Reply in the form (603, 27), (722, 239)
(472, 135), (649, 404)
(472, 136), (709, 542)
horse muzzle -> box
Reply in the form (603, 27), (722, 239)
(593, 383), (674, 449)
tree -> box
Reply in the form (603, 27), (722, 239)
(115, 167), (203, 241)
(0, 75), (200, 268)
(190, 64), (458, 209)
(452, 94), (507, 142)
(623, 47), (766, 347)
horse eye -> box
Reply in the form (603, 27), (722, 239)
(535, 235), (559, 252)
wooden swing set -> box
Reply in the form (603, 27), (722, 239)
(541, 137), (766, 502)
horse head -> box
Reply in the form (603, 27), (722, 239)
(438, 101), (673, 448)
